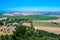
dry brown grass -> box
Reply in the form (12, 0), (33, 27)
(33, 16), (60, 34)
(0, 26), (15, 35)
(0, 31), (13, 35)
(34, 26), (60, 34)
(22, 22), (31, 27)
(3, 14), (15, 16)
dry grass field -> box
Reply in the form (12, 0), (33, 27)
(34, 26), (60, 34)
(33, 15), (60, 34)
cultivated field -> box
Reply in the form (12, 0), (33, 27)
(0, 15), (60, 34)
(33, 22), (60, 27)
(33, 15), (60, 34)
(34, 26), (60, 34)
(0, 15), (58, 20)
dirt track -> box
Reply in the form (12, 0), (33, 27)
(34, 26), (60, 34)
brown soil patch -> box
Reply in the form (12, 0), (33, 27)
(23, 22), (31, 27)
(3, 14), (15, 16)
(0, 32), (13, 35)
(34, 26), (60, 34)
(0, 26), (15, 35)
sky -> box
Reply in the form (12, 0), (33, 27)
(0, 0), (60, 12)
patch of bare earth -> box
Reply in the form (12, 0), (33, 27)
(0, 32), (13, 35)
(22, 22), (31, 27)
(34, 26), (60, 34)
(0, 26), (15, 35)
(3, 14), (15, 16)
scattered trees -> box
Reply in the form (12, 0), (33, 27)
(12, 25), (60, 40)
(0, 18), (60, 40)
(51, 22), (58, 25)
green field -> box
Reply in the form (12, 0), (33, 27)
(33, 22), (60, 27)
(0, 15), (58, 20)
(0, 15), (59, 27)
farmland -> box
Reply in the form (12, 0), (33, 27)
(0, 14), (60, 40)
(33, 22), (60, 27)
(0, 15), (58, 20)
(32, 15), (60, 34)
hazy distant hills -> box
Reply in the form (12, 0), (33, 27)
(0, 11), (60, 15)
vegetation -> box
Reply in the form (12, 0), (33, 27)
(12, 25), (60, 40)
(33, 22), (60, 27)
(0, 15), (58, 20)
(0, 15), (60, 40)
(0, 25), (60, 40)
(0, 35), (13, 40)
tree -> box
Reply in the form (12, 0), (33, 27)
(5, 35), (12, 40)
(12, 25), (27, 40)
(0, 21), (4, 26)
(12, 25), (59, 40)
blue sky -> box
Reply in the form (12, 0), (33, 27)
(0, 0), (60, 12)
